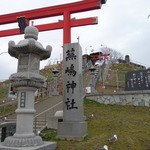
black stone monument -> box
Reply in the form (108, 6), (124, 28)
(0, 122), (16, 142)
(125, 69), (150, 91)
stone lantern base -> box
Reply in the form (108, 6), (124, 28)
(2, 135), (43, 147)
(0, 142), (57, 150)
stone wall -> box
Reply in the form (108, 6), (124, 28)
(86, 90), (150, 107)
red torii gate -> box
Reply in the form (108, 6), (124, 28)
(0, 0), (106, 44)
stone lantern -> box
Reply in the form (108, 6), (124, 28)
(1, 26), (56, 149)
(52, 68), (59, 96)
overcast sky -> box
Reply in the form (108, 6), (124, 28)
(0, 0), (150, 80)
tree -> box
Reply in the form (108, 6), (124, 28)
(99, 46), (123, 62)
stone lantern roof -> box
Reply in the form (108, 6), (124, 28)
(8, 26), (52, 60)
(8, 26), (52, 88)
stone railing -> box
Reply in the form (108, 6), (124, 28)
(34, 101), (63, 133)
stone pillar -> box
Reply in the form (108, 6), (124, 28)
(125, 55), (130, 64)
(51, 68), (59, 96)
(0, 26), (57, 150)
(57, 43), (87, 141)
(15, 87), (37, 137)
(89, 65), (96, 93)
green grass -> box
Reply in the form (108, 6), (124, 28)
(0, 87), (8, 98)
(0, 104), (17, 116)
(111, 64), (144, 72)
(41, 99), (150, 150)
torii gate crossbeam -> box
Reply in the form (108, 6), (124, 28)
(0, 0), (106, 44)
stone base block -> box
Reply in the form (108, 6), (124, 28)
(47, 116), (60, 130)
(0, 142), (57, 150)
(57, 121), (87, 141)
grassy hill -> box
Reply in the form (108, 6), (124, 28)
(96, 63), (144, 93)
(0, 63), (146, 115)
(0, 63), (149, 149)
(0, 80), (10, 104)
(0, 63), (143, 101)
(42, 99), (150, 150)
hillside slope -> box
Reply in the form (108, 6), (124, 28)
(42, 99), (150, 150)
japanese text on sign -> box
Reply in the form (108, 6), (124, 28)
(65, 47), (78, 110)
(20, 92), (26, 108)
